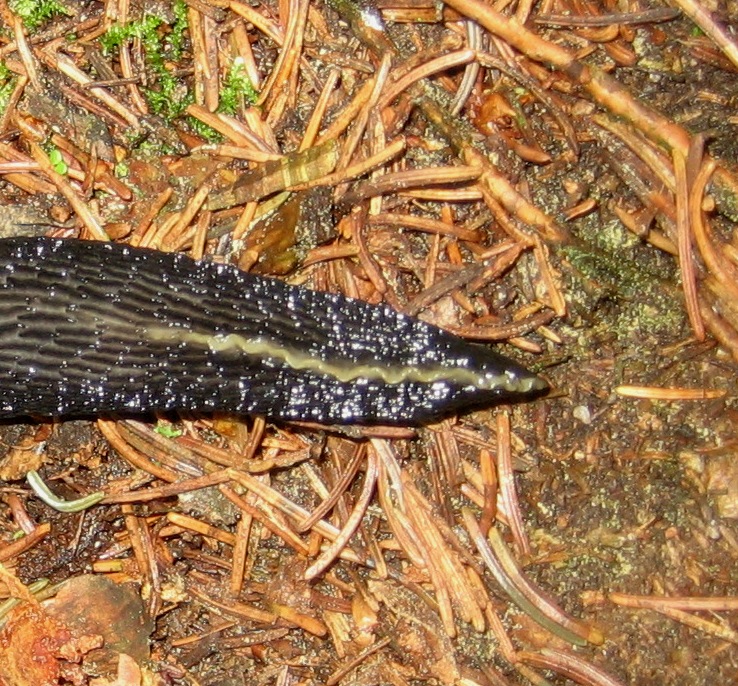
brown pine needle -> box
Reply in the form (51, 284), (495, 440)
(615, 385), (726, 400)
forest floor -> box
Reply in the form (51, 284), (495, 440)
(1, 0), (738, 684)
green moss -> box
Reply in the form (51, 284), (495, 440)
(99, 8), (256, 135)
(185, 115), (221, 143)
(9, 0), (68, 30)
(218, 58), (258, 115)
(0, 62), (15, 116)
(183, 58), (258, 142)
(114, 161), (129, 178)
(561, 210), (687, 345)
(101, 13), (191, 121)
(168, 0), (189, 60)
(100, 15), (164, 54)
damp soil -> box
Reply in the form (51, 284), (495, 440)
(1, 2), (738, 685)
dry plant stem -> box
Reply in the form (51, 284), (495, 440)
(519, 648), (626, 686)
(225, 468), (364, 564)
(267, 601), (328, 637)
(638, 605), (738, 645)
(168, 512), (236, 545)
(0, 161), (39, 173)
(188, 585), (278, 624)
(231, 22), (260, 88)
(184, 208), (211, 256)
(450, 307), (555, 340)
(463, 508), (602, 646)
(532, 238), (566, 315)
(610, 592), (738, 611)
(372, 440), (427, 567)
(325, 637), (392, 686)
(297, 443), (366, 532)
(464, 146), (563, 243)
(0, 139), (56, 186)
(397, 166), (486, 193)
(160, 183), (212, 250)
(28, 142), (110, 241)
(169, 620), (238, 647)
(189, 8), (207, 108)
(475, 51), (578, 155)
(229, 0), (285, 44)
(117, 421), (207, 477)
(404, 477), (488, 632)
(186, 105), (253, 146)
(343, 165), (482, 205)
(122, 503), (162, 617)
(615, 385), (725, 400)
(339, 53), (392, 174)
(52, 134), (131, 199)
(594, 115), (676, 194)
(305, 451), (378, 579)
(0, 522), (50, 562)
(195, 144), (280, 162)
(368, 212), (479, 241)
(5, 494), (35, 534)
(232, 201), (259, 242)
(444, 0), (738, 206)
(379, 48), (476, 108)
(673, 149), (705, 340)
(286, 0), (310, 108)
(12, 18), (39, 89)
(231, 511), (251, 595)
(700, 291), (738, 362)
(300, 68), (340, 151)
(451, 20), (481, 115)
(52, 53), (141, 128)
(432, 422), (464, 506)
(350, 210), (390, 295)
(0, 167), (54, 195)
(403, 258), (488, 317)
(690, 161), (738, 361)
(495, 410), (530, 556)
(451, 19), (482, 117)
(219, 483), (311, 555)
(97, 419), (180, 482)
(102, 471), (232, 504)
(316, 79), (376, 145)
(202, 14), (221, 111)
(117, 10), (149, 116)
(535, 8), (680, 26)
(690, 160), (738, 288)
(671, 0), (738, 70)
(0, 73), (26, 134)
(175, 428), (299, 474)
(258, 0), (302, 106)
(289, 137), (406, 192)
(400, 483), (460, 635)
(121, 56), (149, 115)
(603, 148), (677, 237)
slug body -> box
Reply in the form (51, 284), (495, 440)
(0, 237), (547, 425)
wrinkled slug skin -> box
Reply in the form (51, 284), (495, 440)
(0, 238), (548, 425)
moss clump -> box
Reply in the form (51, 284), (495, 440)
(218, 58), (258, 115)
(101, 9), (190, 120)
(0, 62), (15, 116)
(100, 5), (257, 140)
(9, 0), (68, 30)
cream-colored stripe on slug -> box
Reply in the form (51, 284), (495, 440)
(146, 326), (540, 393)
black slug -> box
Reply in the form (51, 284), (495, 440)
(0, 237), (547, 425)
